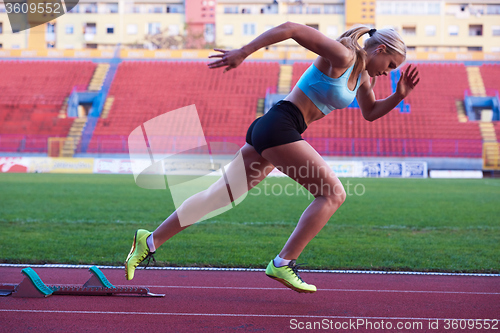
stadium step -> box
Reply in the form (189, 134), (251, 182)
(88, 63), (110, 91)
(277, 65), (293, 94)
(256, 98), (264, 118)
(58, 97), (69, 119)
(61, 117), (88, 157)
(455, 100), (468, 123)
(465, 67), (486, 97)
(479, 122), (498, 142)
(483, 142), (500, 170)
(101, 96), (115, 119)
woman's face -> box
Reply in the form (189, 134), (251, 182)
(365, 44), (405, 78)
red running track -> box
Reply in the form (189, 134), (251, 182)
(0, 266), (499, 332)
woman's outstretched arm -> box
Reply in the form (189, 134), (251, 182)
(357, 64), (420, 122)
(208, 21), (352, 73)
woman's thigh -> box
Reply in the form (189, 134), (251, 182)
(261, 140), (344, 199)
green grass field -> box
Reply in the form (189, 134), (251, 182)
(1, 173), (499, 273)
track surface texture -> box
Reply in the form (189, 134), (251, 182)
(1, 266), (499, 332)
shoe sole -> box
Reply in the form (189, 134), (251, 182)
(266, 274), (316, 294)
(124, 230), (138, 280)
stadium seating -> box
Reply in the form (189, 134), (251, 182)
(0, 59), (488, 157)
(480, 64), (500, 93)
(0, 60), (96, 152)
(87, 61), (280, 153)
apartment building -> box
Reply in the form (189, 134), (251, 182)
(0, 0), (498, 52)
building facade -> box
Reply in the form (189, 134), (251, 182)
(0, 0), (498, 52)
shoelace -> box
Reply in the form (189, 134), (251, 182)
(135, 251), (156, 269)
(288, 260), (307, 283)
(143, 252), (156, 269)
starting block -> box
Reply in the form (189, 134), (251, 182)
(0, 266), (164, 298)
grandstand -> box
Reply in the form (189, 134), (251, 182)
(86, 61), (280, 154)
(0, 60), (96, 153)
(0, 58), (497, 164)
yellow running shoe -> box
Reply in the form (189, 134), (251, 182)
(125, 229), (155, 280)
(265, 259), (317, 293)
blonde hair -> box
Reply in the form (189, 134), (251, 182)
(337, 26), (406, 88)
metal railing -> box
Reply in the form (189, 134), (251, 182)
(0, 134), (483, 158)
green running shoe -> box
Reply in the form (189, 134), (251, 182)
(265, 259), (317, 293)
(125, 229), (155, 280)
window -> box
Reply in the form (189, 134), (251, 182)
(492, 26), (500, 36)
(428, 2), (440, 14)
(149, 5), (163, 13)
(223, 25), (233, 35)
(402, 26), (416, 36)
(261, 4), (278, 14)
(324, 4), (343, 14)
(468, 46), (482, 52)
(84, 3), (97, 13)
(242, 23), (256, 36)
(306, 24), (319, 30)
(166, 5), (183, 13)
(469, 25), (483, 36)
(106, 3), (118, 13)
(224, 6), (238, 14)
(47, 42), (55, 48)
(148, 23), (161, 35)
(84, 23), (96, 35)
(327, 26), (338, 37)
(241, 7), (251, 14)
(425, 25), (436, 36)
(205, 23), (214, 43)
(127, 24), (137, 35)
(47, 23), (55, 33)
(407, 46), (416, 51)
(491, 46), (500, 52)
(65, 24), (74, 34)
(106, 25), (114, 34)
(448, 25), (459, 36)
(86, 43), (98, 49)
(0, 44), (3, 48)
(0, 22), (3, 34)
(306, 6), (321, 14)
(487, 4), (500, 14)
(0, 4), (5, 13)
(68, 4), (79, 13)
(288, 5), (302, 14)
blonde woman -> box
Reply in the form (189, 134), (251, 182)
(125, 22), (419, 293)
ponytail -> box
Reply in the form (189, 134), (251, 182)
(336, 26), (371, 87)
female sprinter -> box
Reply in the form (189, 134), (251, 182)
(125, 22), (420, 293)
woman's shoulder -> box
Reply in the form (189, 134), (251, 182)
(316, 47), (355, 68)
(315, 51), (356, 78)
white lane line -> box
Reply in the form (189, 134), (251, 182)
(1, 264), (499, 277)
(137, 285), (500, 295)
(0, 309), (480, 321)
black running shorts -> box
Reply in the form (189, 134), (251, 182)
(246, 100), (308, 155)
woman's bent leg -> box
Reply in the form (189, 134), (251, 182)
(152, 143), (274, 249)
(261, 140), (346, 260)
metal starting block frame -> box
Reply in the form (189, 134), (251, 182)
(0, 266), (164, 298)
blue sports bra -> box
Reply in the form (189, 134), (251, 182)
(295, 63), (362, 115)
